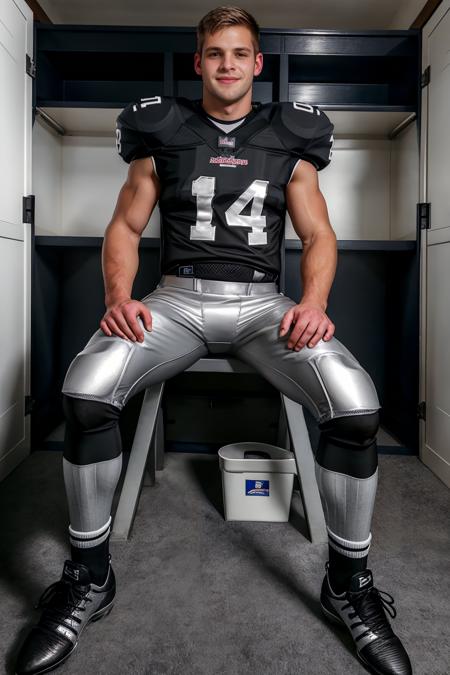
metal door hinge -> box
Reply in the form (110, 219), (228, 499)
(23, 195), (35, 226)
(417, 202), (431, 230)
(26, 54), (36, 79)
(25, 396), (35, 416)
(417, 401), (426, 421)
(421, 66), (430, 88)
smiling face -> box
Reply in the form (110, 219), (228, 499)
(194, 25), (263, 117)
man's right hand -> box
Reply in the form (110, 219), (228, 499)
(100, 299), (152, 343)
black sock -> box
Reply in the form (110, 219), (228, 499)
(71, 536), (110, 586)
(328, 546), (368, 594)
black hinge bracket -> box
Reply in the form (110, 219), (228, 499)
(23, 195), (35, 226)
(25, 396), (35, 416)
(26, 54), (36, 79)
(417, 401), (426, 421)
(421, 66), (430, 88)
(417, 202), (431, 230)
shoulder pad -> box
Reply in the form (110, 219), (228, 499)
(115, 96), (184, 163)
(274, 102), (334, 170)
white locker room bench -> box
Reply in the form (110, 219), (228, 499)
(110, 355), (327, 544)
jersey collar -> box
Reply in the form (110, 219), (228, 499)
(184, 100), (268, 156)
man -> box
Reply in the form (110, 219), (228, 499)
(16, 6), (412, 675)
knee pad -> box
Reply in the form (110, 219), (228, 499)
(62, 394), (122, 465)
(316, 411), (379, 478)
(63, 394), (121, 432)
(319, 411), (379, 448)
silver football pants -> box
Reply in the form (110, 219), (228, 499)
(63, 275), (380, 423)
(62, 275), (381, 549)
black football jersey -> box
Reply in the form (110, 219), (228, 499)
(116, 96), (334, 277)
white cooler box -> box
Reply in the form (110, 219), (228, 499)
(218, 442), (297, 522)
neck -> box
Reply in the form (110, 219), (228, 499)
(201, 89), (253, 121)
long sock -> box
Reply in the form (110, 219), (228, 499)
(69, 518), (111, 585)
(328, 546), (368, 594)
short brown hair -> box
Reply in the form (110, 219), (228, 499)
(197, 6), (260, 55)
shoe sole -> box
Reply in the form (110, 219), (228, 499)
(321, 602), (386, 675)
(15, 601), (115, 675)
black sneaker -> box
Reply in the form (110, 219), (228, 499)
(320, 564), (412, 675)
(15, 558), (116, 674)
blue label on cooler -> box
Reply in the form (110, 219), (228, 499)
(246, 479), (269, 496)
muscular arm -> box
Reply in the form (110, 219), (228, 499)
(102, 156), (160, 307)
(280, 160), (337, 349)
(100, 157), (160, 342)
(286, 159), (337, 311)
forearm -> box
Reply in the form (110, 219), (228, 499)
(102, 220), (140, 307)
(300, 231), (337, 311)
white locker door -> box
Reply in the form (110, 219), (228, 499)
(421, 3), (450, 488)
(0, 0), (33, 480)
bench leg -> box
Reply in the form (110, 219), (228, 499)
(143, 406), (165, 485)
(111, 383), (165, 541)
(155, 406), (165, 471)
(281, 394), (328, 544)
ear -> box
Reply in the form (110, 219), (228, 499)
(194, 52), (202, 76)
(254, 52), (263, 77)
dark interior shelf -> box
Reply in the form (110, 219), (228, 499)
(34, 236), (416, 251)
(35, 25), (420, 110)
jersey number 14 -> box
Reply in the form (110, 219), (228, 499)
(191, 176), (269, 245)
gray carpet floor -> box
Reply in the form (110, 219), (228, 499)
(1, 451), (449, 674)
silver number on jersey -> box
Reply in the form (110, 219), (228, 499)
(115, 127), (121, 154)
(293, 102), (320, 115)
(133, 96), (162, 112)
(191, 177), (269, 245)
(225, 180), (269, 245)
(328, 134), (334, 161)
(191, 176), (216, 241)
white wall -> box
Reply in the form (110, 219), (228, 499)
(33, 122), (161, 237)
(60, 136), (161, 238)
(32, 119), (62, 236)
(390, 122), (420, 240)
(33, 124), (418, 241)
(286, 139), (392, 240)
(389, 0), (427, 28)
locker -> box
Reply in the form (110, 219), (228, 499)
(0, 0), (33, 482)
(28, 25), (422, 459)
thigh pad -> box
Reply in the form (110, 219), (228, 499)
(309, 345), (381, 419)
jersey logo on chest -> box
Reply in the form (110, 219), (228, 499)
(209, 155), (249, 167)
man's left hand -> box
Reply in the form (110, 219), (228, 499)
(279, 301), (335, 350)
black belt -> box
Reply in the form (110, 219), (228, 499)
(168, 262), (277, 283)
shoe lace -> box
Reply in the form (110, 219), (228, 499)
(34, 579), (92, 628)
(347, 586), (397, 639)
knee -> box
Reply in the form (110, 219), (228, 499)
(62, 394), (121, 433)
(319, 411), (380, 448)
(317, 412), (379, 478)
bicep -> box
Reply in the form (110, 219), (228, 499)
(286, 159), (335, 246)
(110, 157), (160, 237)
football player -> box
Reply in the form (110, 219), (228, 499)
(15, 6), (412, 675)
